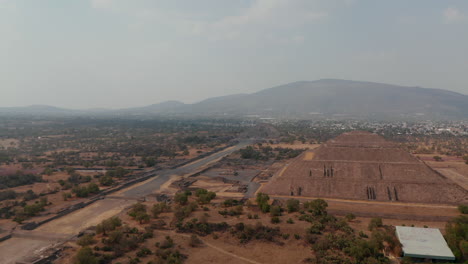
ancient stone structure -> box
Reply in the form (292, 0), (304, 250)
(262, 131), (467, 204)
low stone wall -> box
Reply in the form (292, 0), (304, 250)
(0, 233), (12, 242)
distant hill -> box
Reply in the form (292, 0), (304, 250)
(183, 79), (468, 119)
(2, 80), (467, 119)
(120, 101), (186, 114)
(0, 105), (77, 115)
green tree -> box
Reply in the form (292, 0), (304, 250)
(62, 192), (71, 201)
(189, 234), (202, 247)
(445, 215), (468, 261)
(345, 213), (356, 222)
(74, 247), (98, 264)
(270, 205), (282, 217)
(256, 193), (270, 209)
(135, 211), (150, 224)
(197, 191), (216, 204)
(304, 199), (328, 216)
(152, 202), (171, 218)
(96, 217), (121, 235)
(87, 183), (100, 194)
(174, 192), (189, 205)
(43, 167), (54, 176)
(128, 203), (147, 218)
(286, 199), (300, 213)
(143, 157), (157, 167)
(99, 175), (114, 186)
(458, 204), (468, 214)
(368, 218), (383, 231)
(77, 234), (96, 246)
(65, 166), (75, 175)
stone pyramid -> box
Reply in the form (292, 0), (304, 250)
(262, 131), (467, 204)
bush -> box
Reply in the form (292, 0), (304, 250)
(154, 248), (186, 263)
(96, 217), (122, 235)
(445, 215), (468, 261)
(270, 205), (282, 217)
(128, 203), (147, 218)
(77, 234), (96, 246)
(135, 211), (150, 224)
(159, 236), (174, 249)
(195, 188), (208, 197)
(74, 247), (99, 264)
(256, 193), (270, 213)
(72, 183), (100, 198)
(231, 222), (282, 244)
(0, 172), (42, 189)
(196, 189), (216, 204)
(99, 175), (114, 186)
(23, 190), (38, 201)
(368, 218), (383, 231)
(303, 199), (328, 216)
(173, 202), (198, 222)
(189, 234), (203, 247)
(239, 146), (261, 159)
(0, 190), (16, 202)
(458, 204), (468, 214)
(174, 192), (189, 205)
(345, 213), (356, 222)
(271, 216), (280, 224)
(286, 199), (300, 213)
(218, 205), (243, 217)
(62, 192), (72, 201)
(222, 199), (241, 207)
(178, 218), (229, 236)
(136, 247), (152, 257)
(152, 202), (171, 218)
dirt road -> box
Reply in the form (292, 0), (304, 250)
(269, 195), (459, 221)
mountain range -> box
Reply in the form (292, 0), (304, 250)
(2, 79), (467, 119)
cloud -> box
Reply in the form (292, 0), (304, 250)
(443, 7), (464, 24)
(195, 0), (328, 41)
(90, 0), (113, 9)
(88, 0), (329, 45)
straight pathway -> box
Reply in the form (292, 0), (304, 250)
(0, 140), (253, 264)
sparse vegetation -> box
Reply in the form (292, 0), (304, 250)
(0, 172), (42, 189)
(194, 188), (216, 204)
(256, 192), (270, 213)
(458, 204), (468, 214)
(445, 215), (468, 262)
(286, 199), (300, 213)
(368, 217), (383, 231)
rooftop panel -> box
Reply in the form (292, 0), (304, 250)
(395, 226), (455, 260)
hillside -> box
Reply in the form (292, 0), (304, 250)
(185, 79), (468, 118)
(2, 79), (467, 119)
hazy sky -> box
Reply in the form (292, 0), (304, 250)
(1, 0), (467, 109)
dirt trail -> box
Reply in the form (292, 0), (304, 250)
(269, 195), (459, 221)
(270, 194), (457, 208)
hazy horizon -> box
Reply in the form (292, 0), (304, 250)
(3, 78), (468, 110)
(2, 0), (467, 109)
